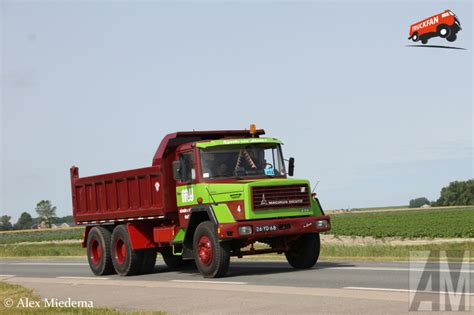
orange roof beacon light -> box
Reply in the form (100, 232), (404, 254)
(249, 124), (257, 136)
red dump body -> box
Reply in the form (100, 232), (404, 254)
(70, 166), (164, 222)
(70, 129), (264, 224)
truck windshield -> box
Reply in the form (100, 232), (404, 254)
(200, 144), (286, 179)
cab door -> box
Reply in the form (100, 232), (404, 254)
(175, 149), (197, 227)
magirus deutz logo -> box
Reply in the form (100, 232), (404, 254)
(260, 193), (305, 207)
(408, 10), (462, 44)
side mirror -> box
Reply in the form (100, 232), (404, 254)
(288, 157), (295, 176)
(172, 160), (182, 181)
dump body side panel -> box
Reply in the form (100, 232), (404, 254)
(71, 166), (167, 223)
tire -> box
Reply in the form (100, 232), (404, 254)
(111, 225), (143, 276)
(86, 226), (115, 276)
(193, 221), (230, 278)
(437, 25), (451, 38)
(421, 38), (428, 44)
(140, 249), (157, 274)
(411, 33), (419, 42)
(447, 34), (457, 42)
(285, 233), (320, 269)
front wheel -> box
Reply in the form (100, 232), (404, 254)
(285, 233), (320, 269)
(193, 221), (230, 278)
(447, 34), (457, 42)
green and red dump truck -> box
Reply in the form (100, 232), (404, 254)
(70, 126), (330, 278)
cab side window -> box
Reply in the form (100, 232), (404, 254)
(179, 152), (195, 182)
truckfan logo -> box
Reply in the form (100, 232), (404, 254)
(408, 10), (462, 45)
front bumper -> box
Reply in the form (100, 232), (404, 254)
(217, 215), (331, 240)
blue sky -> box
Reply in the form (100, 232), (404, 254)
(1, 0), (472, 220)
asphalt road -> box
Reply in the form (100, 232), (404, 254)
(1, 258), (473, 314)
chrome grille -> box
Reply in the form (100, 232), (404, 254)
(252, 184), (311, 210)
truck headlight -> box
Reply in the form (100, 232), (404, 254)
(316, 219), (328, 229)
(238, 226), (253, 235)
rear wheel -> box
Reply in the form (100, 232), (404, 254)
(411, 32), (419, 42)
(86, 226), (115, 276)
(421, 38), (428, 44)
(140, 249), (157, 274)
(111, 225), (143, 276)
(437, 25), (451, 38)
(285, 233), (320, 269)
(161, 247), (194, 269)
(193, 221), (230, 278)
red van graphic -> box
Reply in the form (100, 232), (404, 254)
(408, 10), (461, 44)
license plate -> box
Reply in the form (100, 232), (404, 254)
(255, 225), (278, 233)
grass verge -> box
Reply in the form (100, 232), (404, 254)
(0, 281), (166, 314)
(0, 228), (83, 244)
(2, 241), (473, 262)
(1, 206), (472, 245)
(236, 241), (474, 262)
(320, 241), (474, 261)
(0, 243), (85, 257)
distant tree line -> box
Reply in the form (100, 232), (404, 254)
(409, 179), (474, 208)
(0, 200), (75, 231)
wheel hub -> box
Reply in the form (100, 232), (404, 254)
(197, 235), (213, 266)
(90, 238), (101, 265)
(115, 238), (126, 265)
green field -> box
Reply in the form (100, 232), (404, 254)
(329, 206), (474, 238)
(0, 228), (83, 244)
